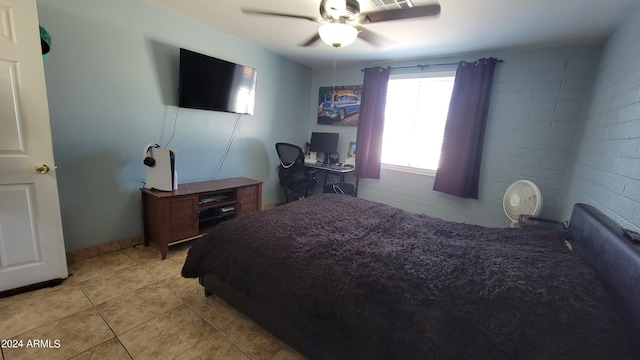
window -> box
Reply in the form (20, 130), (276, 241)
(381, 71), (455, 174)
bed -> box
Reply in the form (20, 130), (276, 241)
(181, 194), (638, 359)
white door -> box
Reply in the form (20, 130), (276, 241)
(0, 0), (67, 292)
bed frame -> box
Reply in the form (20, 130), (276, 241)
(200, 203), (640, 359)
(200, 275), (338, 359)
(567, 203), (640, 355)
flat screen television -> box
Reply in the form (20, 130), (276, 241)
(178, 48), (258, 115)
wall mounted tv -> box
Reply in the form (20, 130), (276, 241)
(178, 48), (258, 115)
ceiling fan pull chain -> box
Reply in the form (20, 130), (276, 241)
(331, 46), (338, 99)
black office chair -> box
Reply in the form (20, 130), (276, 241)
(275, 142), (316, 203)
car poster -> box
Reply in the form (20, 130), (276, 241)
(317, 85), (362, 126)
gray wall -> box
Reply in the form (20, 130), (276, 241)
(310, 46), (600, 227)
(560, 5), (640, 230)
(37, 0), (312, 250)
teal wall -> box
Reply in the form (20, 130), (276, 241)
(560, 4), (640, 230)
(309, 46), (601, 227)
(36, 0), (640, 251)
(311, 12), (640, 232)
(36, 0), (312, 250)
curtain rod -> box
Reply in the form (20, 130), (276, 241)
(361, 59), (503, 72)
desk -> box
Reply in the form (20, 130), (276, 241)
(304, 163), (356, 196)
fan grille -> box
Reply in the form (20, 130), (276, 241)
(503, 180), (543, 223)
(320, 0), (361, 21)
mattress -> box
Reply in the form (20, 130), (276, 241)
(182, 194), (632, 359)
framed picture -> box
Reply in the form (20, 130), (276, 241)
(347, 142), (356, 158)
(345, 142), (356, 166)
(317, 84), (362, 126)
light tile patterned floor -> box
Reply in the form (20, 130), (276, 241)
(0, 242), (306, 360)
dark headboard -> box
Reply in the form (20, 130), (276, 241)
(568, 203), (640, 355)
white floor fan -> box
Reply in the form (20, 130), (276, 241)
(503, 180), (543, 228)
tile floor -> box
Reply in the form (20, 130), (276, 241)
(0, 241), (307, 360)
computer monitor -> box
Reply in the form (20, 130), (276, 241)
(309, 132), (339, 165)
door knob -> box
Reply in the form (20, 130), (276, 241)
(35, 164), (50, 174)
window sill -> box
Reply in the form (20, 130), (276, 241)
(381, 163), (436, 177)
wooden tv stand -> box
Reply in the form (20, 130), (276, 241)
(140, 177), (263, 259)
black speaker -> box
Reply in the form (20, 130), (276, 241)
(143, 144), (160, 167)
(329, 152), (340, 165)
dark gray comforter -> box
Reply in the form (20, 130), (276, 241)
(182, 194), (632, 359)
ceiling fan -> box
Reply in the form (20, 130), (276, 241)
(242, 0), (441, 48)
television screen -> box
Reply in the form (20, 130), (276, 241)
(178, 48), (258, 115)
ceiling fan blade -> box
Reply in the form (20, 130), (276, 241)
(300, 33), (322, 47)
(241, 8), (321, 23)
(356, 28), (386, 47)
(359, 4), (441, 23)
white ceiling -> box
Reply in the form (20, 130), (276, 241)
(143, 0), (640, 68)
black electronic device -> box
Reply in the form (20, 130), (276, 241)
(309, 132), (339, 165)
(178, 48), (258, 115)
(143, 144), (159, 167)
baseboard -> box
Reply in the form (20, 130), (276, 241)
(67, 204), (276, 264)
(262, 202), (278, 210)
(66, 235), (142, 264)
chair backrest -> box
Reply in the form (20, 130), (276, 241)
(275, 143), (308, 188)
(275, 143), (304, 169)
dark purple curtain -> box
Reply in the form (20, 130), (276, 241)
(433, 58), (498, 199)
(355, 66), (390, 179)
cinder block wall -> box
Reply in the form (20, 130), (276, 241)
(355, 46), (600, 227)
(560, 5), (640, 230)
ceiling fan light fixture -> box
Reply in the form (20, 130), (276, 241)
(318, 23), (358, 47)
